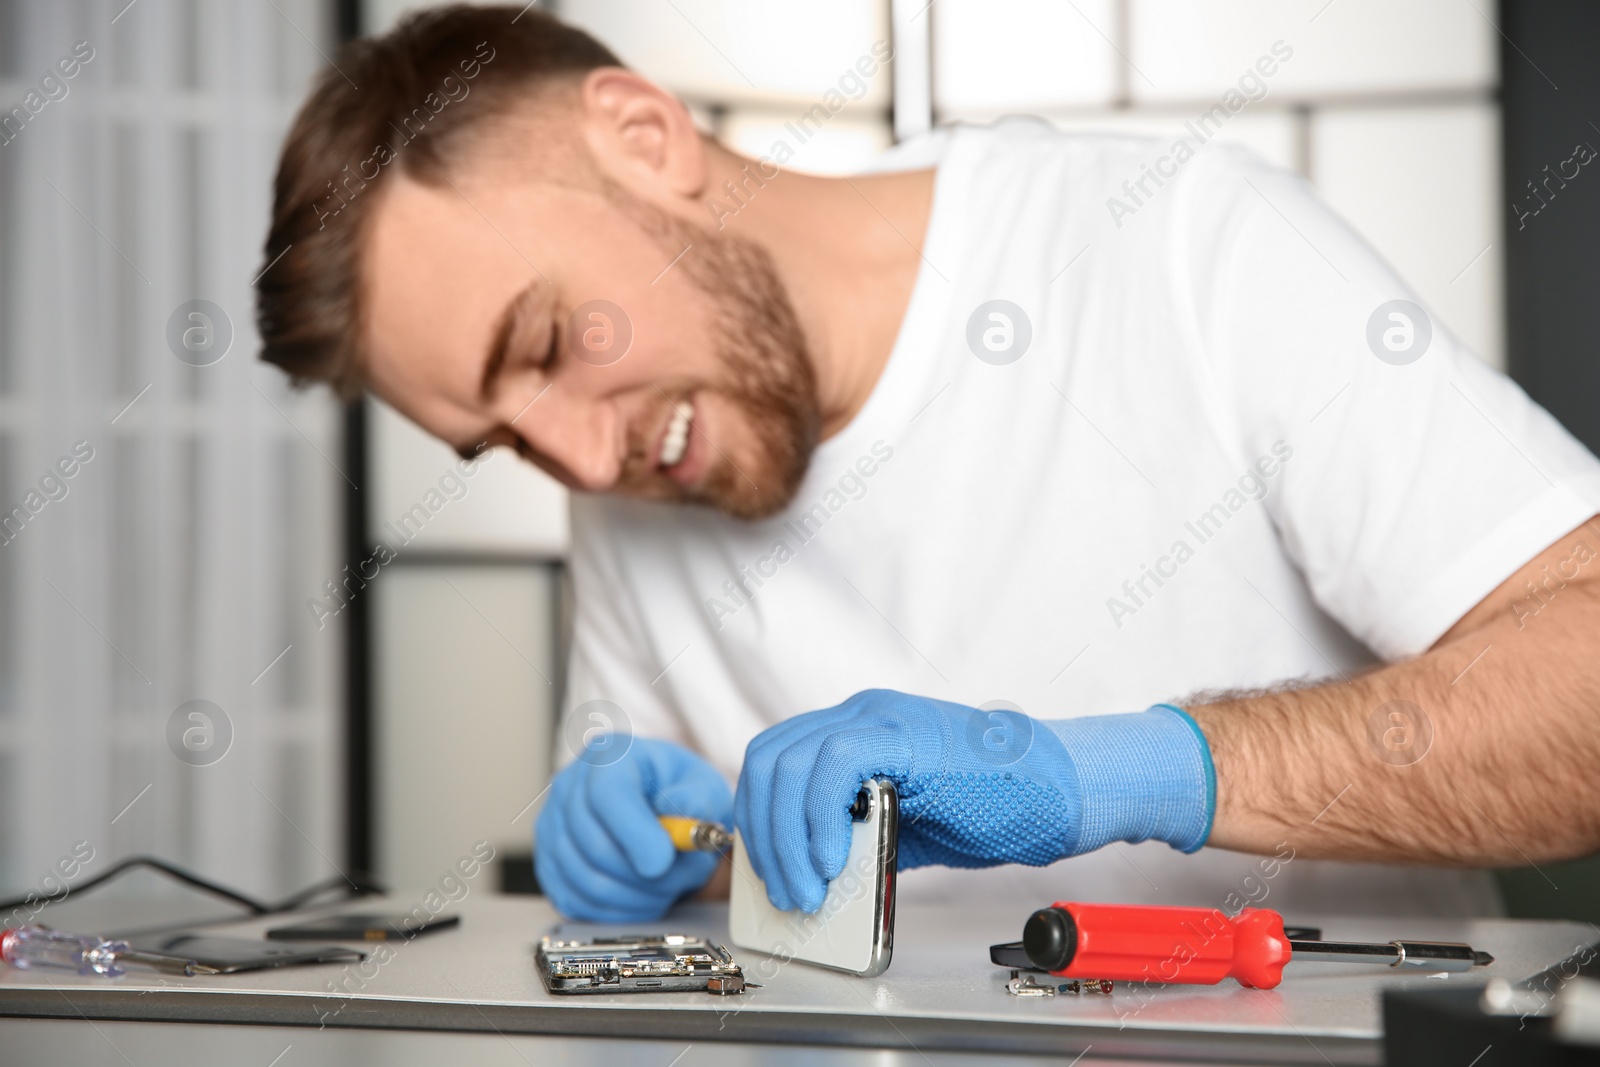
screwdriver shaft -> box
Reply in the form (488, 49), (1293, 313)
(1287, 938), (1491, 971)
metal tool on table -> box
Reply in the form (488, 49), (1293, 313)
(990, 901), (1494, 992)
(1, 924), (220, 977)
(3, 923), (369, 978)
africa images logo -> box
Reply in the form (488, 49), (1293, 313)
(703, 441), (893, 630)
(1105, 40), (1294, 228)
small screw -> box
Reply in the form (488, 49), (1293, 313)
(1058, 978), (1114, 995)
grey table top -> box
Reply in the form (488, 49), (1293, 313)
(0, 892), (1592, 1065)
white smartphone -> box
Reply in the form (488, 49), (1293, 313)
(727, 777), (897, 977)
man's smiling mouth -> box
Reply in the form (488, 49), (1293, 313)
(660, 398), (693, 468)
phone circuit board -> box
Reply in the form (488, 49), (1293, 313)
(535, 934), (747, 995)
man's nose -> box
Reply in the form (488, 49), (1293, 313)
(502, 392), (621, 491)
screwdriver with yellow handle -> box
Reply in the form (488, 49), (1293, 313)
(658, 815), (732, 855)
(661, 786), (874, 856)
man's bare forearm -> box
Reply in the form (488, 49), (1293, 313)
(1191, 517), (1600, 866)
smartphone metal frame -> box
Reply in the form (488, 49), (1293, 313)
(123, 933), (366, 974)
(728, 777), (897, 978)
(265, 912), (461, 941)
(535, 934), (747, 995)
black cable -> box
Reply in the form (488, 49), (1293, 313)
(0, 856), (386, 925)
(266, 871), (387, 915)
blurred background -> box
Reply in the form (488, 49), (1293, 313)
(0, 0), (1595, 921)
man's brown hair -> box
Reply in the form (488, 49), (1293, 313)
(255, 5), (620, 399)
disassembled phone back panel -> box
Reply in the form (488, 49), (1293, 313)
(535, 934), (747, 995)
(728, 777), (898, 977)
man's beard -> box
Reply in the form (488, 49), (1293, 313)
(604, 181), (821, 520)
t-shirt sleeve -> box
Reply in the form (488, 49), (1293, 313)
(560, 495), (689, 764)
(1177, 145), (1600, 660)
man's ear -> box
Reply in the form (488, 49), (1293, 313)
(578, 67), (707, 202)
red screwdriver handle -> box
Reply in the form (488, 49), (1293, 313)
(1027, 901), (1293, 989)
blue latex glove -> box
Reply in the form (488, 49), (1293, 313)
(734, 690), (1215, 913)
(535, 736), (732, 922)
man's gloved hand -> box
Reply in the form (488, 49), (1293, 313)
(535, 736), (732, 922)
(734, 690), (1216, 913)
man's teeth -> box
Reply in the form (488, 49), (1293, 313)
(660, 400), (693, 467)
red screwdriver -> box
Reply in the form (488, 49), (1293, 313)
(989, 901), (1494, 991)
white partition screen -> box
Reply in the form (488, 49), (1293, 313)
(0, 0), (345, 905)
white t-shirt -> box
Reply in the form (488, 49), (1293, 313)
(561, 119), (1600, 918)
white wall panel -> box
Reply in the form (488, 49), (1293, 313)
(562, 0), (892, 109)
(374, 566), (557, 889)
(933, 0), (1119, 115)
(369, 398), (569, 555)
(1131, 0), (1495, 102)
(364, 0), (432, 34)
(1311, 105), (1503, 368)
(721, 109), (893, 175)
(1051, 109), (1299, 173)
(0, 0), (342, 901)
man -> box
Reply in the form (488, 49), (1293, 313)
(259, 7), (1600, 923)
